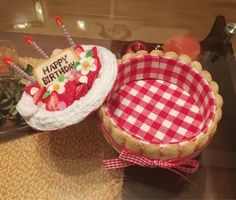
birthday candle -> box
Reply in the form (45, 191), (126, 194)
(24, 36), (49, 59)
(2, 57), (35, 82)
(54, 16), (76, 47)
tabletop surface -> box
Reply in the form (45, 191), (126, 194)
(0, 1), (236, 199)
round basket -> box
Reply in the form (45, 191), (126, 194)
(98, 50), (223, 162)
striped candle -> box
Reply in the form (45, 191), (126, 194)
(32, 42), (48, 59)
(2, 57), (35, 82)
(61, 24), (76, 47)
(54, 16), (76, 48)
(24, 36), (48, 59)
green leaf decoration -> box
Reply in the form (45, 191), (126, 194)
(58, 74), (65, 82)
(14, 86), (23, 102)
(42, 91), (50, 99)
(73, 61), (80, 69)
(86, 50), (93, 58)
(0, 79), (25, 126)
(0, 99), (14, 112)
(24, 64), (33, 76)
(8, 105), (18, 120)
(5, 88), (14, 99)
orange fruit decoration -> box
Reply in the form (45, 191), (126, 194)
(163, 35), (201, 60)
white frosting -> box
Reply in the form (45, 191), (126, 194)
(17, 93), (38, 118)
(16, 45), (118, 131)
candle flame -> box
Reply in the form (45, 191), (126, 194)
(2, 57), (12, 65)
(54, 16), (63, 26)
(24, 35), (33, 45)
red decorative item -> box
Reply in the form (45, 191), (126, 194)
(54, 16), (64, 26)
(163, 35), (201, 60)
(121, 41), (148, 56)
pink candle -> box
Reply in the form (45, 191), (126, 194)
(24, 36), (48, 59)
(54, 16), (76, 47)
(2, 57), (35, 82)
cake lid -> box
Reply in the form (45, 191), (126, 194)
(2, 16), (118, 131)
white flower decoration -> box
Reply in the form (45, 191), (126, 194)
(48, 81), (65, 94)
(79, 75), (88, 84)
(76, 51), (96, 75)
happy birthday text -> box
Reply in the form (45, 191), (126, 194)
(40, 54), (74, 85)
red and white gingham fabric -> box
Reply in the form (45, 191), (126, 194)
(103, 149), (199, 173)
(106, 55), (215, 145)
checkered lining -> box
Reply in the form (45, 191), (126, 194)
(105, 55), (215, 144)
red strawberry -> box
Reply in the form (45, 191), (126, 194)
(59, 81), (76, 106)
(84, 57), (101, 88)
(91, 47), (98, 58)
(24, 82), (40, 95)
(74, 45), (84, 57)
(91, 47), (101, 72)
(94, 57), (102, 72)
(87, 59), (101, 88)
(75, 84), (88, 100)
(33, 87), (46, 104)
(45, 91), (59, 111)
(87, 72), (98, 88)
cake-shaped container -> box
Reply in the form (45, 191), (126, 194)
(16, 45), (118, 131)
(98, 50), (223, 161)
(3, 16), (119, 131)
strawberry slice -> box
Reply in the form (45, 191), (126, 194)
(94, 57), (101, 72)
(33, 87), (46, 104)
(75, 84), (88, 100)
(87, 71), (98, 88)
(87, 58), (101, 88)
(59, 81), (76, 106)
(74, 45), (84, 57)
(91, 47), (98, 58)
(24, 82), (40, 95)
(45, 91), (59, 111)
(91, 47), (101, 72)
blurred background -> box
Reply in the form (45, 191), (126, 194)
(0, 0), (236, 47)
